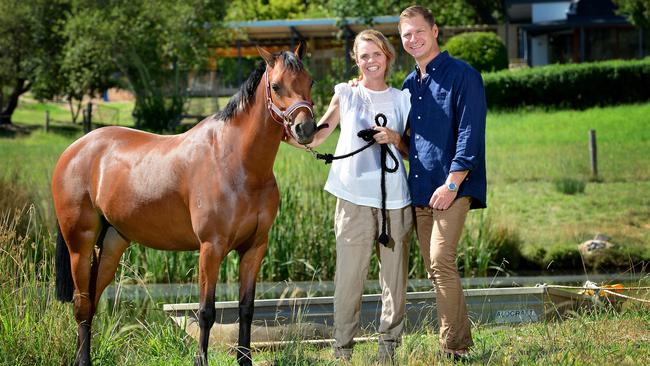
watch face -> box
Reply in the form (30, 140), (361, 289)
(448, 182), (457, 191)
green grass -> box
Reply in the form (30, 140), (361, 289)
(10, 94), (233, 129)
(1, 205), (649, 365)
(1, 102), (649, 282)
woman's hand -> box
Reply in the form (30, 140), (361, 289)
(372, 126), (401, 145)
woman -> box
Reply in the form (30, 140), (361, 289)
(307, 29), (413, 363)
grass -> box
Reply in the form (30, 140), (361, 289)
(1, 102), (650, 282)
(1, 209), (649, 365)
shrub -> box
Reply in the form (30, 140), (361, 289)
(554, 178), (586, 195)
(444, 32), (508, 73)
(581, 243), (650, 270)
(542, 243), (583, 270)
(483, 57), (650, 109)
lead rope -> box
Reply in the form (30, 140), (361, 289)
(308, 113), (398, 246)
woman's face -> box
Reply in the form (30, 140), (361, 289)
(355, 40), (388, 80)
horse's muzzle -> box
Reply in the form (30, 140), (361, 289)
(294, 119), (317, 145)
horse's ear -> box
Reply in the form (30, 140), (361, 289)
(257, 46), (275, 67)
(294, 41), (307, 60)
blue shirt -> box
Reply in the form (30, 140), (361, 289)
(403, 51), (487, 209)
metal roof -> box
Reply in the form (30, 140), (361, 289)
(227, 16), (401, 45)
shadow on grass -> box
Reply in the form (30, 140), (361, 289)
(0, 122), (81, 139)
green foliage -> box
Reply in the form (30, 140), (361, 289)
(484, 58), (650, 110)
(458, 210), (522, 277)
(225, 0), (306, 21)
(224, 0), (498, 26)
(0, 0), (69, 124)
(614, 0), (650, 28)
(299, 0), (487, 27)
(581, 243), (650, 270)
(540, 243), (584, 270)
(4, 103), (650, 280)
(444, 32), (508, 73)
(60, 7), (116, 123)
(65, 1), (228, 132)
(554, 178), (587, 195)
(308, 57), (347, 117)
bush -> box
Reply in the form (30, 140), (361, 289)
(542, 243), (584, 270)
(444, 32), (508, 73)
(555, 178), (586, 195)
(581, 243), (650, 270)
(483, 57), (650, 110)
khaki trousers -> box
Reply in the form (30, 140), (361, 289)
(333, 198), (413, 350)
(414, 197), (473, 350)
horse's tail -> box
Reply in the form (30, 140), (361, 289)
(55, 222), (74, 302)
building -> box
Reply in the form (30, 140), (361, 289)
(504, 0), (648, 66)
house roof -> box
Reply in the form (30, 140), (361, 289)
(227, 16), (401, 46)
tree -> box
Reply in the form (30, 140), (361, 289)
(614, 0), (650, 28)
(59, 8), (116, 124)
(0, 0), (69, 125)
(225, 0), (306, 21)
(65, 0), (228, 132)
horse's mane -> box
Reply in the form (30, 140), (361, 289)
(216, 51), (305, 122)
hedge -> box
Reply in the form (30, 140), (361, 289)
(444, 32), (508, 73)
(483, 57), (650, 110)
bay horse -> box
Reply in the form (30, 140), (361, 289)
(52, 44), (316, 366)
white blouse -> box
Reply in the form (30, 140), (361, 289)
(324, 83), (411, 209)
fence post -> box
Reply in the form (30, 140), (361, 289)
(44, 110), (50, 133)
(83, 102), (93, 134)
(589, 129), (598, 180)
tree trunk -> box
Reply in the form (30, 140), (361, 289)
(0, 79), (29, 125)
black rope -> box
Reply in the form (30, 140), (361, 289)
(312, 113), (399, 246)
(375, 113), (399, 246)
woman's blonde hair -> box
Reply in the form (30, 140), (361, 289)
(350, 29), (396, 79)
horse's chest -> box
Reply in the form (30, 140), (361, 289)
(193, 184), (279, 243)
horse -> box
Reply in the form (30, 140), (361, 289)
(52, 44), (316, 366)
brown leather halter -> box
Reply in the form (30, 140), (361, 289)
(264, 69), (314, 140)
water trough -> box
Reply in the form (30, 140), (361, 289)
(163, 285), (599, 346)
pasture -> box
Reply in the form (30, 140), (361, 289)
(1, 99), (649, 364)
(1, 100), (649, 282)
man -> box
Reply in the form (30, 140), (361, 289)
(397, 5), (487, 359)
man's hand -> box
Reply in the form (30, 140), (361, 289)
(429, 184), (458, 210)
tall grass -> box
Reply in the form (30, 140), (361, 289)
(2, 103), (650, 283)
(1, 209), (649, 364)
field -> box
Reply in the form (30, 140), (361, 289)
(1, 100), (649, 282)
(1, 99), (650, 365)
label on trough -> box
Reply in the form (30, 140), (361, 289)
(494, 309), (538, 324)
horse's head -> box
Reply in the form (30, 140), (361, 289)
(258, 43), (317, 145)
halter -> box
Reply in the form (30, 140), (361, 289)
(264, 69), (314, 139)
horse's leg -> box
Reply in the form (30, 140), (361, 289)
(62, 204), (103, 366)
(236, 240), (268, 366)
(195, 241), (226, 366)
(92, 227), (130, 307)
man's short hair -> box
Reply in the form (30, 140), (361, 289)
(399, 5), (436, 30)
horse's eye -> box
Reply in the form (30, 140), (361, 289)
(272, 84), (281, 93)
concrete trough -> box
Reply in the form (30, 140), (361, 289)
(163, 286), (598, 346)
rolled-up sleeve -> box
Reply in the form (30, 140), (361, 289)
(450, 70), (486, 173)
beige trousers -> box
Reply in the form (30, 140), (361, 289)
(414, 197), (473, 351)
(333, 198), (413, 350)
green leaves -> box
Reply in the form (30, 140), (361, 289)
(613, 0), (650, 28)
(444, 31), (508, 73)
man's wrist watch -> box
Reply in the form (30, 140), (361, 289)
(447, 182), (458, 192)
